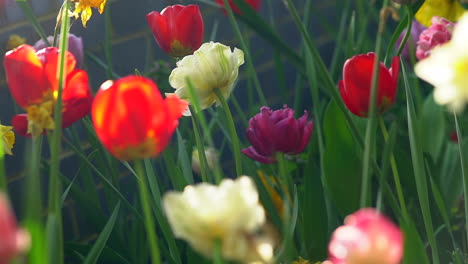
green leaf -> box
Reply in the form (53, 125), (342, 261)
(84, 202), (121, 264)
(401, 218), (430, 264)
(420, 93), (446, 162)
(323, 100), (362, 216)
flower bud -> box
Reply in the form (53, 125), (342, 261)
(191, 147), (219, 175)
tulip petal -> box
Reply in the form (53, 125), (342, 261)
(12, 114), (32, 137)
(3, 45), (48, 108)
(37, 47), (76, 93)
(241, 146), (275, 164)
(62, 70), (93, 128)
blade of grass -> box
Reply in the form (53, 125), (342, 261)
(83, 202), (121, 264)
(402, 61), (439, 263)
(220, 0), (267, 105)
(453, 111), (468, 247)
(47, 2), (70, 263)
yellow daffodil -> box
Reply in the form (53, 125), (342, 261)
(0, 124), (15, 155)
(415, 0), (465, 27)
(168, 42), (244, 114)
(163, 176), (266, 262)
(415, 12), (468, 112)
(71, 0), (108, 27)
(6, 35), (26, 51)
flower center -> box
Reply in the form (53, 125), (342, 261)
(26, 99), (55, 137)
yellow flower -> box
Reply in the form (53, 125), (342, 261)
(168, 42), (244, 113)
(415, 12), (468, 112)
(71, 0), (108, 27)
(0, 124), (15, 155)
(415, 0), (466, 27)
(6, 35), (26, 51)
(163, 176), (266, 262)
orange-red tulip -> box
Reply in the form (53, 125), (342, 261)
(91, 76), (188, 161)
(3, 45), (93, 137)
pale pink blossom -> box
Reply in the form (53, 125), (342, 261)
(327, 208), (403, 264)
(416, 16), (455, 60)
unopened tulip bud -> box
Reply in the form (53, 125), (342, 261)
(191, 147), (219, 175)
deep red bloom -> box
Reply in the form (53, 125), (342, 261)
(242, 106), (313, 164)
(215, 0), (261, 14)
(3, 45), (93, 137)
(327, 208), (403, 264)
(91, 76), (188, 161)
(146, 5), (204, 58)
(339, 53), (400, 117)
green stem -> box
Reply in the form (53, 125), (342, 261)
(214, 89), (242, 177)
(220, 0), (267, 105)
(16, 0), (51, 46)
(379, 117), (409, 220)
(213, 239), (224, 264)
(359, 0), (389, 208)
(189, 106), (210, 183)
(134, 160), (161, 264)
(47, 2), (70, 263)
(453, 112), (468, 246)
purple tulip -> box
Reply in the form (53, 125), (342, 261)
(242, 106), (313, 164)
(396, 19), (426, 61)
(34, 34), (84, 68)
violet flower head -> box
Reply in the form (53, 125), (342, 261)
(327, 208), (404, 264)
(242, 105), (313, 164)
(416, 16), (455, 60)
(396, 19), (426, 61)
(34, 34), (84, 68)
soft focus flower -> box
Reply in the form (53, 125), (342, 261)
(92, 76), (188, 161)
(34, 34), (84, 68)
(215, 0), (262, 15)
(192, 147), (219, 175)
(327, 208), (404, 264)
(0, 124), (15, 155)
(146, 5), (204, 58)
(395, 19), (426, 61)
(6, 35), (26, 51)
(415, 12), (468, 112)
(242, 106), (313, 164)
(163, 176), (266, 262)
(416, 16), (455, 60)
(71, 0), (108, 27)
(0, 193), (30, 264)
(339, 53), (400, 117)
(3, 45), (93, 137)
(168, 42), (244, 113)
(292, 257), (311, 264)
(415, 0), (465, 27)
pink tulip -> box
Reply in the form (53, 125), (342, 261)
(416, 16), (455, 60)
(327, 208), (403, 264)
(0, 193), (30, 264)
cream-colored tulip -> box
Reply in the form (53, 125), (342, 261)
(415, 12), (468, 112)
(168, 42), (244, 112)
(162, 176), (266, 261)
(191, 147), (219, 175)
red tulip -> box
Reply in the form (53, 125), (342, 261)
(215, 0), (261, 14)
(0, 193), (30, 264)
(146, 5), (204, 58)
(3, 45), (93, 137)
(91, 76), (188, 161)
(242, 106), (313, 164)
(327, 208), (403, 264)
(339, 53), (400, 117)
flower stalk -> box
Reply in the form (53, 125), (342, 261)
(214, 89), (242, 177)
